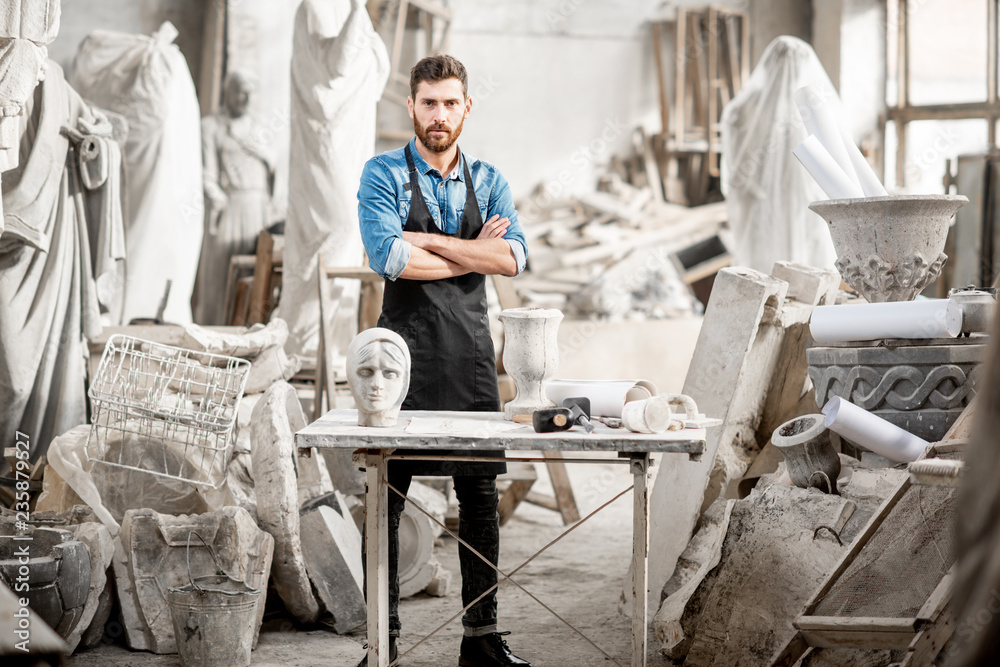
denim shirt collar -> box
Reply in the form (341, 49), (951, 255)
(408, 137), (465, 182)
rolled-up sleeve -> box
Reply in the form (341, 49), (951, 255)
(488, 171), (528, 275)
(358, 158), (409, 280)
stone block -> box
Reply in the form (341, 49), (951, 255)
(250, 380), (320, 622)
(771, 261), (840, 306)
(648, 267), (787, 605)
(114, 506), (273, 654)
(300, 503), (366, 634)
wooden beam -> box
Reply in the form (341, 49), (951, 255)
(198, 0), (226, 116)
(797, 629), (915, 651)
(794, 616), (920, 633)
(248, 230), (275, 325)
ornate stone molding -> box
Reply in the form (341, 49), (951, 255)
(809, 362), (979, 412)
(834, 251), (947, 303)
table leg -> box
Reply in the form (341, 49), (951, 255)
(366, 450), (390, 667)
(631, 453), (651, 667)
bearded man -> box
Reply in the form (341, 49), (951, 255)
(355, 54), (530, 667)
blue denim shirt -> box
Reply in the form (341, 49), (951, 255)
(358, 137), (527, 280)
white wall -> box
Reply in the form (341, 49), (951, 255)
(395, 0), (764, 205)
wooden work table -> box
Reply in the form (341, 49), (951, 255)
(296, 409), (705, 667)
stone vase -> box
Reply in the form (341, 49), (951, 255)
(809, 194), (968, 302)
(771, 414), (841, 494)
(499, 307), (563, 421)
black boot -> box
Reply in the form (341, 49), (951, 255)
(356, 636), (398, 666)
(459, 631), (531, 666)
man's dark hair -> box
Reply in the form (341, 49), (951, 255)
(409, 54), (468, 100)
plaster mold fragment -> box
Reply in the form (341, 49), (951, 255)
(113, 506), (272, 654)
(249, 380), (320, 622)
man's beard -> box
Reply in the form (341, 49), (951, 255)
(415, 116), (464, 153)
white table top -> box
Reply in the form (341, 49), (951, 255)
(295, 409), (706, 457)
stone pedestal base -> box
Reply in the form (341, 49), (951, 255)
(808, 336), (986, 442)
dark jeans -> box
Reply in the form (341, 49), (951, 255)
(363, 470), (500, 636)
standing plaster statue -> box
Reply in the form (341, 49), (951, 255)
(346, 328), (410, 427)
(277, 0), (389, 361)
(1, 1), (126, 461)
(194, 70), (275, 325)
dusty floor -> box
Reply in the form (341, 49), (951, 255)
(66, 456), (674, 666)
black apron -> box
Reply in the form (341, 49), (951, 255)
(377, 144), (506, 476)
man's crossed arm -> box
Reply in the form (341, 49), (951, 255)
(399, 214), (517, 280)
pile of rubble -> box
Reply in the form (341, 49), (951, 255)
(514, 167), (729, 320)
(0, 318), (448, 658)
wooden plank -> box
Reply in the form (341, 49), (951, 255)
(904, 603), (955, 667)
(673, 8), (687, 145)
(365, 451), (390, 667)
(197, 0), (226, 116)
(768, 632), (811, 667)
(544, 452), (580, 524)
(651, 22), (670, 136)
(231, 277), (252, 326)
(524, 491), (560, 512)
(497, 474), (536, 526)
(491, 275), (522, 311)
(224, 254), (255, 325)
(916, 569), (954, 622)
(631, 453), (651, 667)
(941, 397), (977, 441)
(798, 629), (916, 651)
(794, 616), (919, 633)
(248, 230), (275, 325)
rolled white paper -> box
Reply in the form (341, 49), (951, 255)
(844, 136), (889, 197)
(546, 379), (657, 418)
(793, 135), (865, 200)
(810, 299), (963, 343)
(822, 396), (928, 463)
(795, 86), (861, 191)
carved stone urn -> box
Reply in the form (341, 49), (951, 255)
(771, 414), (841, 494)
(499, 308), (563, 421)
(809, 194), (968, 302)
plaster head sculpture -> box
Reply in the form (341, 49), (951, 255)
(347, 328), (410, 427)
(223, 70), (257, 119)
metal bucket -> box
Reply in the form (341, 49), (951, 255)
(167, 532), (261, 667)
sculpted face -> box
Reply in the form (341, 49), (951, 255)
(347, 329), (410, 427)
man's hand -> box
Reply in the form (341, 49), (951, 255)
(477, 214), (510, 240)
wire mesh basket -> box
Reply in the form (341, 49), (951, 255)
(86, 334), (251, 488)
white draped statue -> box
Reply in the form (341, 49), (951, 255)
(720, 36), (839, 273)
(277, 0), (389, 360)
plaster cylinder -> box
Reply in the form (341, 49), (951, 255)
(621, 396), (672, 434)
(844, 136), (888, 197)
(794, 85), (861, 191)
(771, 414), (841, 494)
(793, 136), (864, 200)
(822, 396), (928, 463)
(546, 379), (658, 418)
(499, 308), (563, 421)
(809, 299), (963, 344)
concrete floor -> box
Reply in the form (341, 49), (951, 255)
(66, 316), (702, 666)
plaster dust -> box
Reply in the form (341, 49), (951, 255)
(64, 456), (673, 666)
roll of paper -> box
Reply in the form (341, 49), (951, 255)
(844, 136), (889, 197)
(823, 396), (928, 462)
(793, 135), (864, 200)
(794, 86), (861, 191)
(809, 299), (963, 343)
(546, 379), (658, 418)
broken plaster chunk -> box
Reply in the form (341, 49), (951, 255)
(250, 380), (321, 623)
(114, 506), (272, 654)
(300, 504), (366, 634)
